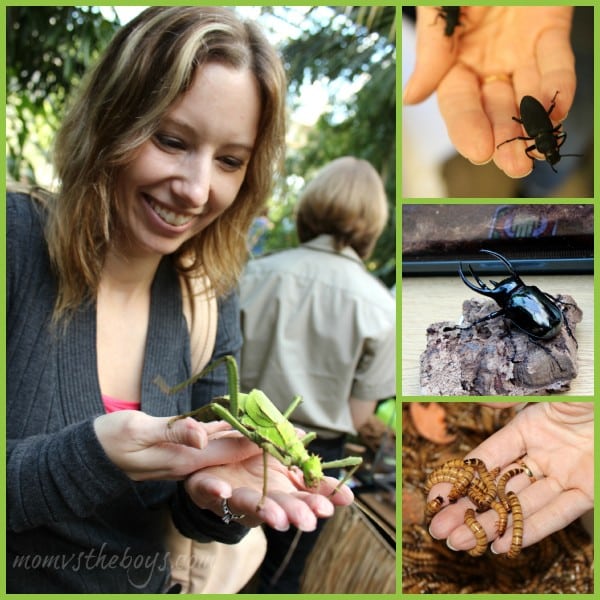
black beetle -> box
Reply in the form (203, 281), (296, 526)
(496, 91), (582, 173)
(434, 6), (463, 37)
(456, 249), (565, 340)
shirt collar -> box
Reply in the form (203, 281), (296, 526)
(302, 234), (363, 265)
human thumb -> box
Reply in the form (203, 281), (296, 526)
(163, 416), (210, 449)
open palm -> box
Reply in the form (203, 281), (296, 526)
(404, 6), (575, 177)
(184, 441), (354, 533)
(428, 402), (593, 553)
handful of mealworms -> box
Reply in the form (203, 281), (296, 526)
(425, 457), (526, 558)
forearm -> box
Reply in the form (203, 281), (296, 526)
(7, 419), (133, 532)
(349, 397), (377, 431)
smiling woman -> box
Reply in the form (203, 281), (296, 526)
(114, 63), (261, 260)
(51, 6), (286, 317)
(7, 7), (356, 594)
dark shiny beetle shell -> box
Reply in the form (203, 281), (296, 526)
(458, 249), (563, 340)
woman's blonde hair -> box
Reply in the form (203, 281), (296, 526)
(296, 156), (388, 259)
(48, 6), (286, 320)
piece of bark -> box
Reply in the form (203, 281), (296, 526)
(420, 295), (582, 396)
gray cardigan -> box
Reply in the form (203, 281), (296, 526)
(6, 193), (245, 593)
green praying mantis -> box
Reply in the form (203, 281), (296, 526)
(153, 355), (362, 509)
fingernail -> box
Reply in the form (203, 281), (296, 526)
(274, 521), (290, 532)
(469, 157), (492, 166)
(446, 538), (458, 551)
(428, 525), (441, 540)
(265, 510), (289, 532)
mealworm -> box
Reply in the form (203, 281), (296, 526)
(464, 458), (498, 506)
(445, 458), (471, 469)
(424, 466), (460, 493)
(490, 499), (508, 536)
(464, 508), (488, 557)
(448, 466), (476, 501)
(405, 403), (592, 592)
(497, 467), (524, 511)
(465, 476), (494, 511)
(489, 466), (501, 479)
(425, 464), (475, 498)
(463, 457), (486, 469)
(402, 547), (441, 566)
(425, 495), (445, 520)
(506, 491), (523, 558)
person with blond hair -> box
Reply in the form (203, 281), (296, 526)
(7, 7), (353, 593)
(240, 156), (396, 592)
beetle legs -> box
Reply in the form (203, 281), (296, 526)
(543, 292), (578, 347)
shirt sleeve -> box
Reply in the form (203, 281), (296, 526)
(7, 420), (134, 532)
(7, 197), (135, 532)
(7, 193), (41, 322)
(351, 316), (396, 401)
(169, 482), (248, 545)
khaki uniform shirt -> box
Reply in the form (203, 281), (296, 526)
(240, 235), (395, 436)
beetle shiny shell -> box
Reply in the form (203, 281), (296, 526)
(496, 91), (582, 173)
(458, 249), (564, 340)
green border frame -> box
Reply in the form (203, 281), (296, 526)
(399, 1), (597, 597)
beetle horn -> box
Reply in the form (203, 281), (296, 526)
(479, 249), (524, 284)
(469, 264), (490, 290)
(458, 262), (496, 297)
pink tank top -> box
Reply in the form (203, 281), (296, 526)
(102, 394), (141, 413)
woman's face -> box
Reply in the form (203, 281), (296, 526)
(115, 62), (261, 259)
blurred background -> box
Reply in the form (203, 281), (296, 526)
(6, 5), (396, 288)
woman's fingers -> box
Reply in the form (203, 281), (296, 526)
(441, 475), (591, 554)
(437, 64), (495, 164)
(492, 486), (592, 553)
(485, 82), (535, 177)
(403, 7), (459, 104)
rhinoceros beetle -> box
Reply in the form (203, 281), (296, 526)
(455, 249), (573, 342)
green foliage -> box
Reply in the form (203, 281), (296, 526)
(6, 6), (119, 183)
(282, 6), (396, 176)
(264, 6), (396, 286)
